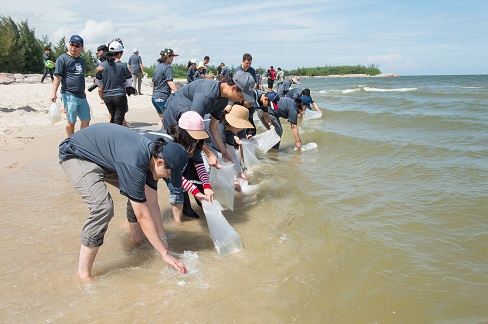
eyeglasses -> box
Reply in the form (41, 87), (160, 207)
(69, 43), (81, 49)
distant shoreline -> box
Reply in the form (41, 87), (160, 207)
(290, 73), (399, 79)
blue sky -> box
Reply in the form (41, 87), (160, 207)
(1, 0), (487, 75)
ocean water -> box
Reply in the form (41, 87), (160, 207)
(1, 75), (487, 322)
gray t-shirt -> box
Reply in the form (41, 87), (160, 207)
(59, 123), (157, 202)
(128, 54), (143, 74)
(286, 88), (314, 103)
(152, 62), (174, 100)
(234, 65), (258, 83)
(54, 53), (86, 98)
(221, 66), (230, 77)
(98, 60), (132, 97)
(268, 97), (300, 125)
(278, 79), (293, 96)
(162, 79), (228, 128)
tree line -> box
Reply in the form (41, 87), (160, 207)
(0, 16), (96, 74)
(0, 15), (382, 78)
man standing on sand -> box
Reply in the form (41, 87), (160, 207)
(275, 67), (284, 91)
(127, 48), (145, 95)
(234, 53), (258, 88)
(59, 123), (188, 282)
(267, 66), (276, 91)
(50, 35), (90, 137)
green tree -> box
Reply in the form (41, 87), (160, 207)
(52, 37), (67, 60)
(0, 16), (21, 73)
(18, 20), (43, 73)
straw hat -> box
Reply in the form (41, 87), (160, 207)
(197, 62), (206, 70)
(225, 105), (254, 129)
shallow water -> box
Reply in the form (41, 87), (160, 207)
(1, 75), (488, 322)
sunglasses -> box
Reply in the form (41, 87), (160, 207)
(69, 43), (81, 49)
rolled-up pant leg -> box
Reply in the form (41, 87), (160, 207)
(60, 158), (114, 247)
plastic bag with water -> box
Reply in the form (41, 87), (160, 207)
(253, 128), (280, 153)
(48, 102), (62, 124)
(302, 110), (323, 120)
(240, 139), (260, 169)
(202, 200), (243, 257)
(209, 161), (235, 211)
(238, 178), (258, 194)
(295, 142), (318, 152)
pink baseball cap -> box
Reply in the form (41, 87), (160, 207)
(178, 111), (209, 139)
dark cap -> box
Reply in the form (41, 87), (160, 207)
(69, 35), (84, 46)
(160, 48), (179, 57)
(159, 142), (188, 188)
(265, 91), (280, 110)
(300, 95), (312, 110)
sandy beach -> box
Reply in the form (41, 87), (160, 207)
(0, 76), (175, 177)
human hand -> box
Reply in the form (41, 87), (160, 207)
(204, 188), (214, 202)
(206, 152), (219, 169)
(222, 151), (234, 164)
(238, 172), (247, 182)
(50, 94), (57, 103)
(161, 251), (187, 274)
(195, 192), (207, 201)
(295, 140), (302, 150)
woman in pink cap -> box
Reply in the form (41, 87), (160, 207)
(136, 111), (214, 223)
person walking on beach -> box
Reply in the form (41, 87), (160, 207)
(95, 40), (133, 125)
(127, 48), (145, 95)
(59, 123), (188, 282)
(41, 47), (54, 83)
(50, 35), (90, 137)
(152, 48), (179, 129)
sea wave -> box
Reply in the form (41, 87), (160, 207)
(364, 87), (417, 92)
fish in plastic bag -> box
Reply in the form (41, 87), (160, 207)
(202, 200), (243, 257)
(240, 139), (260, 169)
(48, 102), (62, 124)
(253, 128), (280, 153)
(302, 110), (323, 120)
(295, 142), (318, 152)
(209, 161), (235, 211)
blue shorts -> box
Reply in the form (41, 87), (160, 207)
(163, 178), (184, 205)
(152, 98), (167, 115)
(61, 93), (91, 123)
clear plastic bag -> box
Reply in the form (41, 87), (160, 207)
(237, 178), (258, 194)
(240, 139), (260, 169)
(209, 161), (235, 211)
(48, 102), (62, 124)
(202, 200), (243, 257)
(302, 110), (323, 120)
(294, 142), (318, 152)
(253, 128), (280, 153)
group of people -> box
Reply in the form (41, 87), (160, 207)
(50, 35), (322, 282)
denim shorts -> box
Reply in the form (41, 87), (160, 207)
(152, 98), (167, 115)
(163, 178), (184, 205)
(61, 93), (91, 123)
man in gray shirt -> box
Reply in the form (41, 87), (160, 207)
(127, 48), (145, 95)
(50, 34), (90, 137)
